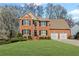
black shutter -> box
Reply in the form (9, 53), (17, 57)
(46, 22), (47, 26)
(22, 30), (23, 35)
(22, 20), (23, 25)
(29, 21), (31, 25)
(39, 21), (41, 26)
(46, 30), (47, 35)
(29, 30), (31, 35)
(39, 30), (41, 35)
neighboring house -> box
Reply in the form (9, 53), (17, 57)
(71, 24), (79, 36)
(19, 13), (71, 39)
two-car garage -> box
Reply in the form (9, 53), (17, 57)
(49, 20), (71, 40)
(51, 32), (67, 40)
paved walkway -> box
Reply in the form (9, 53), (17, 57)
(56, 39), (79, 46)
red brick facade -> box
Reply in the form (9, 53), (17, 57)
(19, 13), (71, 39)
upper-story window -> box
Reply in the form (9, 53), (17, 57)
(22, 19), (30, 25)
(40, 21), (47, 26)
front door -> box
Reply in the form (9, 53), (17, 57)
(34, 30), (37, 36)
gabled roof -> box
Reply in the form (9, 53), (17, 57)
(19, 12), (37, 19)
(37, 17), (50, 22)
(50, 19), (70, 29)
(27, 12), (36, 19)
(19, 12), (50, 21)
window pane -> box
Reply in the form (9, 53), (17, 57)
(26, 30), (30, 35)
(22, 29), (26, 35)
(22, 29), (31, 35)
(22, 20), (26, 25)
(26, 20), (29, 25)
(22, 19), (30, 25)
(41, 21), (46, 26)
(41, 30), (47, 36)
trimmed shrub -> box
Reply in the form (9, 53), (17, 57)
(18, 37), (27, 41)
(0, 37), (27, 45)
(39, 37), (45, 40)
(75, 32), (79, 39)
(10, 38), (20, 43)
(10, 37), (27, 43)
(16, 33), (22, 37)
(68, 36), (74, 39)
(28, 36), (32, 40)
(46, 37), (51, 40)
(39, 37), (51, 40)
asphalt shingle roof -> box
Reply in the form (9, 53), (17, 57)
(49, 19), (70, 29)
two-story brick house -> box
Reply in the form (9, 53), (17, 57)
(19, 13), (71, 40)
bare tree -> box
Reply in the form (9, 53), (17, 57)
(53, 5), (67, 19)
(45, 4), (67, 19)
(65, 15), (75, 28)
(36, 5), (44, 17)
(0, 7), (19, 39)
(45, 3), (54, 19)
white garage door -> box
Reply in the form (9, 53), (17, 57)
(51, 33), (58, 40)
(60, 33), (67, 39)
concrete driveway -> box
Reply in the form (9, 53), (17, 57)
(56, 39), (79, 46)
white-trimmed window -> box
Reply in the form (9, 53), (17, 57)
(22, 19), (30, 25)
(40, 30), (47, 36)
(22, 29), (31, 35)
(40, 21), (47, 26)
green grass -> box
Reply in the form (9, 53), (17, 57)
(0, 40), (79, 56)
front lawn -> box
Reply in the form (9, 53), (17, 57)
(0, 40), (79, 56)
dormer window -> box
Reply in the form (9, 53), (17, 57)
(22, 19), (30, 25)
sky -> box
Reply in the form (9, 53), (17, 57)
(0, 3), (79, 22)
(53, 3), (79, 22)
(36, 3), (79, 22)
(20, 3), (79, 22)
